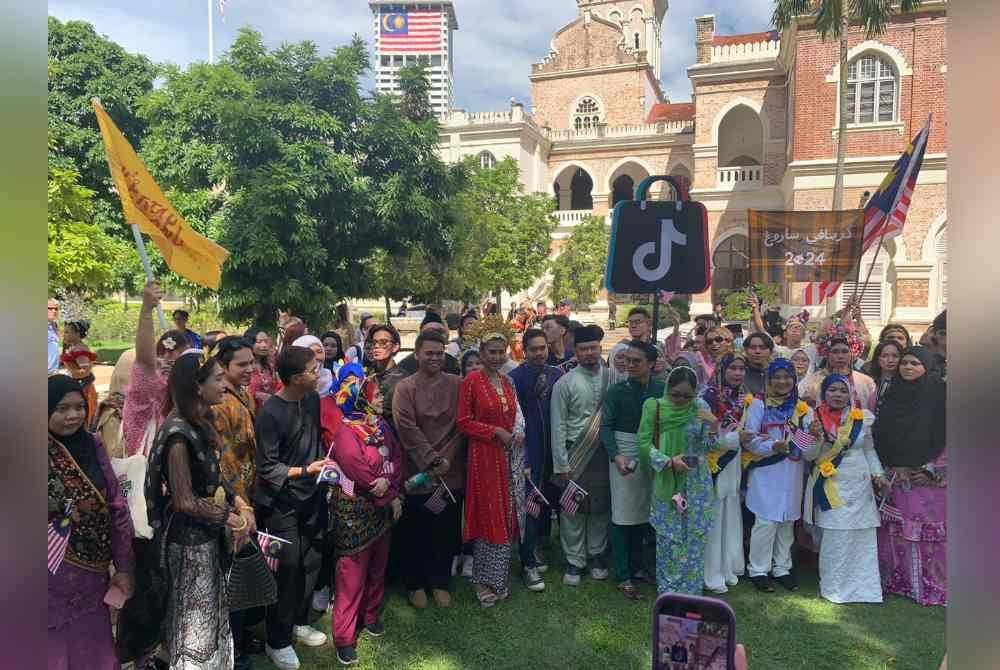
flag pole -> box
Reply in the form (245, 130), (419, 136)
(130, 224), (168, 330)
(207, 0), (215, 64)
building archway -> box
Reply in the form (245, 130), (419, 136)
(570, 169), (594, 210)
(717, 105), (763, 168)
(611, 174), (634, 206)
(551, 163), (598, 211)
(606, 159), (652, 205)
(711, 232), (749, 304)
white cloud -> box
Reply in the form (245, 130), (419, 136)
(49, 0), (776, 111)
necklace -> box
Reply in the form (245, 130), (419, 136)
(488, 374), (509, 413)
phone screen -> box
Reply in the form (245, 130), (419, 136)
(654, 596), (735, 670)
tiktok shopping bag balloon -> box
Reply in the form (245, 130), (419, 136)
(605, 176), (710, 295)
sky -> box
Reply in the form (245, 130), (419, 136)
(49, 0), (775, 110)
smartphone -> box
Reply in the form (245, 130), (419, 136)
(681, 454), (700, 468)
(103, 584), (127, 610)
(653, 593), (736, 670)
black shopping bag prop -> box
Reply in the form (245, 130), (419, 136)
(605, 176), (710, 295)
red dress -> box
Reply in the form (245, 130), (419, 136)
(458, 370), (519, 545)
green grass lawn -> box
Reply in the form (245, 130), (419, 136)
(254, 539), (944, 670)
(90, 340), (131, 365)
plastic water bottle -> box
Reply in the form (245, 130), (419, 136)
(404, 472), (429, 492)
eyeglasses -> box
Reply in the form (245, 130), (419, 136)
(624, 356), (646, 365)
(48, 306), (59, 312)
(370, 339), (395, 349)
(668, 391), (695, 401)
(707, 337), (725, 345)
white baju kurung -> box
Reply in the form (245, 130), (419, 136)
(804, 410), (885, 603)
(704, 430), (744, 592)
(744, 399), (819, 578)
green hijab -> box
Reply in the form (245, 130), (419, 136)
(639, 371), (699, 503)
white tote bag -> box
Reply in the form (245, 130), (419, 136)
(110, 416), (156, 539)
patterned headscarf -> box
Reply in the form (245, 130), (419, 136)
(334, 362), (384, 444)
(703, 352), (748, 424)
(335, 363), (368, 416)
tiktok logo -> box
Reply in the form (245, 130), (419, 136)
(631, 218), (687, 282)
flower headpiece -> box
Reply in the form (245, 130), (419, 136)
(462, 314), (516, 347)
(161, 336), (178, 351)
(815, 318), (864, 359)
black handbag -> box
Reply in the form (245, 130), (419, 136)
(226, 538), (278, 612)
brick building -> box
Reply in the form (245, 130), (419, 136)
(436, 0), (948, 328)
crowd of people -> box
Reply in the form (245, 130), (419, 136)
(47, 283), (947, 669)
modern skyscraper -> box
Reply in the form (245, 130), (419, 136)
(369, 1), (459, 118)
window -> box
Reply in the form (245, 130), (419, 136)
(573, 97), (601, 131)
(431, 55), (442, 66)
(846, 54), (896, 124)
(477, 151), (497, 170)
(393, 55), (404, 66)
(711, 235), (749, 303)
(418, 55), (430, 65)
(380, 55), (391, 66)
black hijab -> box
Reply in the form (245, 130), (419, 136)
(48, 375), (105, 492)
(872, 347), (946, 468)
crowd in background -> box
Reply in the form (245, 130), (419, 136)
(47, 285), (946, 669)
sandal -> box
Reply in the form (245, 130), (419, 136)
(496, 587), (510, 601)
(475, 586), (498, 608)
(617, 581), (641, 600)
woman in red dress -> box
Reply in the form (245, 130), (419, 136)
(457, 317), (525, 607)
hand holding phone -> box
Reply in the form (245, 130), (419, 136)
(653, 593), (738, 669)
(103, 584), (127, 610)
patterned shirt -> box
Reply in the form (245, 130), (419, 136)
(213, 387), (257, 500)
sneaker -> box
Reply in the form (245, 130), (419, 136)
(533, 547), (549, 573)
(726, 576), (740, 587)
(363, 620), (385, 637)
(617, 580), (641, 600)
(311, 586), (331, 612)
(293, 625), (327, 647)
(451, 555), (462, 577)
(706, 584), (729, 594)
(524, 567), (546, 592)
(432, 589), (452, 608)
(589, 557), (609, 581)
(265, 644), (301, 670)
(775, 572), (799, 592)
(336, 645), (359, 666)
(461, 557), (474, 578)
(408, 589), (428, 609)
(563, 564), (583, 586)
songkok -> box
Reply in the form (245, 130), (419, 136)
(574, 324), (605, 345)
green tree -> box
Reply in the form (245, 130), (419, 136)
(48, 17), (157, 230)
(772, 0), (922, 210)
(448, 157), (557, 307)
(137, 30), (457, 327)
(549, 214), (609, 308)
(47, 164), (125, 297)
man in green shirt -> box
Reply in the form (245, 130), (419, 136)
(551, 325), (611, 586)
(601, 341), (664, 599)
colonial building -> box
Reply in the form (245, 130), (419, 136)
(436, 0), (948, 328)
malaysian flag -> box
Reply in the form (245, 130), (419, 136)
(803, 117), (932, 304)
(424, 479), (455, 515)
(256, 531), (289, 572)
(317, 449), (355, 496)
(47, 502), (73, 574)
(379, 11), (443, 53)
(790, 429), (818, 452)
(559, 480), (588, 518)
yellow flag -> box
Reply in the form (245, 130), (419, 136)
(91, 98), (229, 289)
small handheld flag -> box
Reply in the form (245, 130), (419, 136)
(524, 478), (550, 519)
(47, 502), (73, 574)
(256, 531), (291, 572)
(424, 479), (456, 515)
(791, 429), (818, 452)
(559, 480), (588, 518)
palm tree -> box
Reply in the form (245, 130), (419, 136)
(772, 0), (923, 210)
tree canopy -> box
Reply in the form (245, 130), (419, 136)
(550, 214), (609, 308)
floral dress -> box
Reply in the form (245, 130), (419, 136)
(646, 399), (717, 595)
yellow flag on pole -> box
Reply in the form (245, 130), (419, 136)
(91, 98), (229, 289)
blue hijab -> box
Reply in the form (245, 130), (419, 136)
(763, 358), (798, 422)
(820, 373), (851, 402)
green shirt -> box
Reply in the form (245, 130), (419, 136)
(600, 377), (666, 460)
(550, 365), (607, 475)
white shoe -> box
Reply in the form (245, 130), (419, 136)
(707, 585), (729, 594)
(293, 625), (327, 647)
(524, 567), (546, 592)
(590, 565), (609, 581)
(311, 586), (331, 612)
(266, 644), (301, 670)
(452, 555), (461, 577)
(726, 577), (739, 587)
(461, 557), (474, 578)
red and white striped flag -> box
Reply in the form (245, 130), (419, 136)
(378, 11), (444, 53)
(257, 531), (289, 572)
(790, 429), (818, 452)
(803, 118), (931, 304)
(559, 480), (588, 518)
(47, 502), (73, 574)
(424, 479), (455, 515)
(317, 453), (355, 496)
(525, 489), (542, 518)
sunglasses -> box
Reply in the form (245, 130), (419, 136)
(707, 337), (726, 345)
(370, 339), (395, 349)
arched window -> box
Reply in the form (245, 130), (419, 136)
(846, 54), (897, 124)
(573, 97), (601, 131)
(634, 33), (640, 50)
(570, 168), (594, 210)
(611, 174), (634, 206)
(711, 234), (749, 304)
(477, 150), (497, 170)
